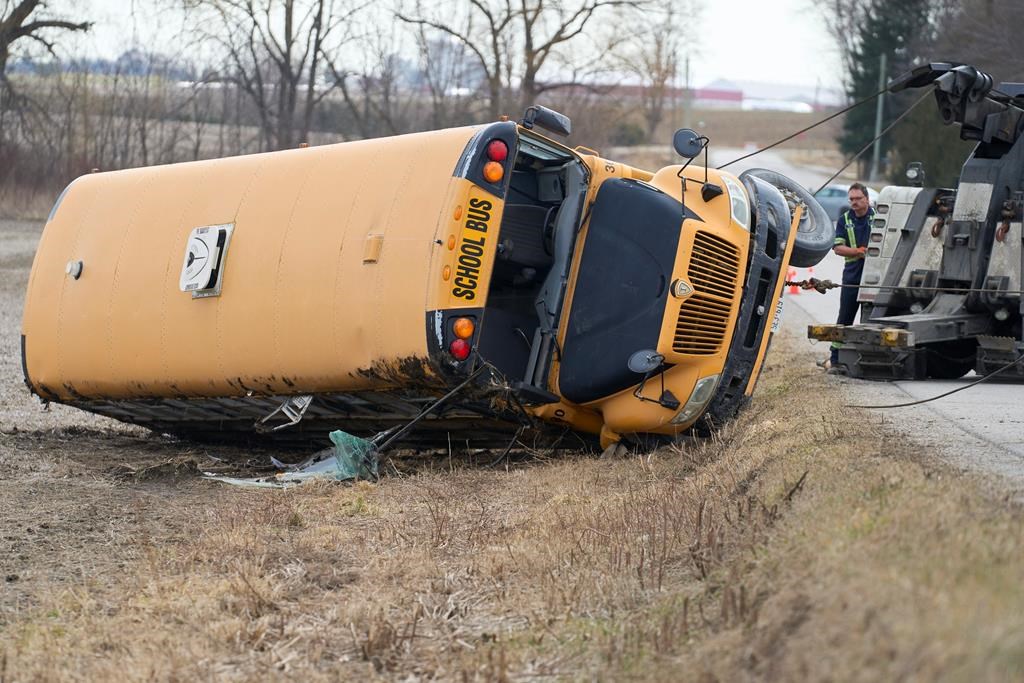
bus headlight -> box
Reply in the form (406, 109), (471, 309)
(670, 374), (721, 425)
(722, 175), (750, 231)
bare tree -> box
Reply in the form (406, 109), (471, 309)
(398, 0), (638, 120)
(516, 0), (635, 111)
(184, 0), (362, 151)
(0, 0), (90, 79)
(413, 28), (480, 128)
(398, 0), (514, 119)
(937, 0), (1024, 81)
(329, 24), (418, 138)
(816, 0), (868, 89)
(615, 0), (699, 142)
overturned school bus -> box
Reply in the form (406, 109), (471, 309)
(21, 106), (832, 450)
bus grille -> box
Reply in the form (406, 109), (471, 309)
(674, 231), (741, 355)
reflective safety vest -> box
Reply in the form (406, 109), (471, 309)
(836, 207), (874, 263)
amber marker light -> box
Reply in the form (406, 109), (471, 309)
(483, 161), (504, 183)
(442, 266), (451, 281)
(453, 317), (475, 339)
(447, 235), (456, 250)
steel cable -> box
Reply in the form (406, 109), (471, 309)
(716, 83), (895, 171)
(844, 354), (1024, 409)
(812, 89), (935, 194)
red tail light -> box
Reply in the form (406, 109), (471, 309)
(486, 139), (508, 162)
(449, 338), (471, 360)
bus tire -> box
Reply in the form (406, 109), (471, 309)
(739, 168), (833, 268)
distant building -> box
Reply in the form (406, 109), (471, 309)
(693, 80), (743, 109)
(527, 77), (843, 113)
(731, 79), (843, 112)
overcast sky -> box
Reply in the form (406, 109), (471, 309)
(691, 0), (843, 90)
(72, 0), (844, 91)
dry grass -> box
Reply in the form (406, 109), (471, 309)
(3, 330), (1024, 680)
(0, 186), (56, 222)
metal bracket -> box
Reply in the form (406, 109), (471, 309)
(255, 395), (313, 433)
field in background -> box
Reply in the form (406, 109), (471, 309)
(0, 108), (843, 222)
(2, 218), (1022, 680)
(653, 108), (842, 150)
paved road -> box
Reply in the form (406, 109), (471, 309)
(784, 294), (1024, 491)
(709, 147), (843, 192)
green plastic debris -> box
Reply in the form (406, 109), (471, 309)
(328, 430), (379, 481)
(204, 430), (379, 488)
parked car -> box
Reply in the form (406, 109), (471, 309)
(813, 183), (879, 222)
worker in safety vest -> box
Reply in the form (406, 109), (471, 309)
(824, 182), (874, 372)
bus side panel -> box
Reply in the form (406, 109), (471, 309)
(108, 159), (236, 396)
(159, 154), (278, 395)
(23, 127), (478, 401)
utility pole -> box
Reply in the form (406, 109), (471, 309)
(869, 53), (887, 182)
(682, 54), (691, 130)
(671, 48), (679, 133)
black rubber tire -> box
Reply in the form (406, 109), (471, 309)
(925, 340), (977, 379)
(738, 168), (834, 267)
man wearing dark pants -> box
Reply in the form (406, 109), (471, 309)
(826, 183), (874, 372)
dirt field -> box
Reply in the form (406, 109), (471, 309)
(3, 217), (1024, 681)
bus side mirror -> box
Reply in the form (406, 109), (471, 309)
(673, 128), (704, 159)
(521, 105), (572, 136)
(628, 349), (664, 374)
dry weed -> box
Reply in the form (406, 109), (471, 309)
(3, 327), (1024, 680)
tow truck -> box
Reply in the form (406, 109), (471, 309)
(808, 63), (1024, 381)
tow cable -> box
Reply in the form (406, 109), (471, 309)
(784, 278), (1024, 297)
(844, 354), (1024, 409)
(716, 85), (934, 194)
(715, 82), (1021, 410)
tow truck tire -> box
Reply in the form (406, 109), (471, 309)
(925, 340), (977, 379)
(739, 168), (833, 267)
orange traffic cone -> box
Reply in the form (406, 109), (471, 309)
(787, 268), (799, 295)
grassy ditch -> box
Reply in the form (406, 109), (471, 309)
(2, 333), (1024, 680)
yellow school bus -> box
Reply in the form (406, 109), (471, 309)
(21, 108), (831, 449)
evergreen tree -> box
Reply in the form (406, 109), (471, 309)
(839, 0), (933, 179)
(887, 103), (974, 186)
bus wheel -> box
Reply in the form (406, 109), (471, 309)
(739, 168), (833, 268)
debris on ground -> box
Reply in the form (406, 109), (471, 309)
(203, 430), (379, 488)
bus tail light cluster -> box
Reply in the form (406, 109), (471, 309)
(483, 139), (508, 183)
(449, 316), (476, 360)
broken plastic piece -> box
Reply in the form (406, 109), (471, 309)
(204, 429), (379, 488)
(327, 429), (379, 480)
